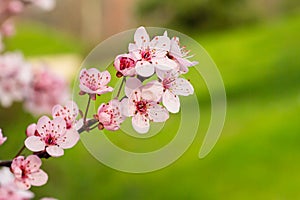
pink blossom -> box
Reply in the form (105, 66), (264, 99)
(0, 128), (7, 146)
(0, 52), (32, 107)
(167, 34), (198, 74)
(121, 86), (169, 134)
(24, 67), (69, 116)
(1, 19), (15, 37)
(0, 167), (34, 200)
(11, 155), (48, 190)
(79, 68), (113, 100)
(113, 53), (136, 77)
(95, 99), (125, 131)
(7, 0), (24, 14)
(155, 70), (194, 113)
(128, 26), (177, 77)
(25, 116), (79, 157)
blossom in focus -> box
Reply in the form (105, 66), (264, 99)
(79, 68), (113, 100)
(128, 26), (177, 77)
(155, 70), (194, 113)
(25, 116), (79, 157)
(167, 34), (198, 74)
(121, 85), (169, 134)
(0, 128), (7, 146)
(24, 67), (69, 116)
(0, 52), (32, 107)
(95, 99), (125, 131)
(0, 167), (35, 200)
(113, 53), (136, 77)
(11, 155), (48, 190)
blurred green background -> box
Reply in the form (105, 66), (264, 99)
(0, 0), (300, 199)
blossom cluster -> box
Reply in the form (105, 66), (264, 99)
(0, 26), (198, 199)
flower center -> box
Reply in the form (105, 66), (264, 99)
(141, 50), (151, 61)
(136, 100), (147, 114)
(119, 57), (135, 70)
(45, 135), (56, 145)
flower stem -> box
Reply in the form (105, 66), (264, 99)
(116, 77), (126, 99)
(14, 145), (26, 158)
(83, 95), (91, 126)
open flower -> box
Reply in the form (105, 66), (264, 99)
(0, 128), (7, 146)
(155, 70), (194, 113)
(11, 155), (48, 190)
(25, 116), (79, 157)
(128, 26), (177, 77)
(95, 99), (125, 131)
(79, 68), (113, 100)
(122, 84), (169, 134)
(0, 167), (35, 199)
(114, 53), (136, 77)
(167, 34), (198, 74)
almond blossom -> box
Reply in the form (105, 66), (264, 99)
(25, 116), (79, 157)
(155, 70), (194, 113)
(167, 34), (198, 74)
(0, 129), (7, 146)
(95, 99), (125, 131)
(24, 67), (69, 116)
(121, 84), (169, 134)
(11, 155), (48, 190)
(0, 167), (35, 200)
(113, 53), (136, 77)
(79, 68), (113, 100)
(128, 26), (177, 77)
(0, 52), (32, 107)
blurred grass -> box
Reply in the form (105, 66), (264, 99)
(1, 13), (300, 199)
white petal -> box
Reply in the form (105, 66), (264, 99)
(162, 90), (180, 113)
(125, 77), (142, 97)
(171, 78), (194, 96)
(148, 103), (169, 122)
(150, 35), (170, 52)
(135, 61), (155, 77)
(120, 98), (130, 117)
(25, 136), (45, 152)
(141, 81), (163, 102)
(132, 113), (150, 134)
(152, 58), (178, 71)
(58, 129), (80, 149)
(134, 26), (150, 49)
(30, 170), (48, 186)
(46, 146), (64, 157)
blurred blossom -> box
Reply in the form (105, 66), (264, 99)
(7, 0), (24, 14)
(0, 128), (7, 146)
(0, 52), (32, 107)
(1, 19), (15, 37)
(25, 66), (70, 116)
(0, 167), (35, 200)
(40, 198), (58, 200)
(29, 0), (56, 11)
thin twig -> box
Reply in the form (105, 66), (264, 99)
(116, 77), (126, 99)
(14, 144), (26, 157)
(83, 95), (91, 126)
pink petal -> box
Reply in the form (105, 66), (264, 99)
(135, 61), (154, 77)
(148, 103), (170, 122)
(51, 117), (67, 136)
(99, 70), (111, 86)
(170, 37), (182, 57)
(120, 98), (130, 117)
(134, 26), (150, 49)
(25, 155), (42, 171)
(125, 77), (142, 97)
(25, 136), (45, 152)
(171, 78), (194, 96)
(58, 129), (80, 149)
(46, 146), (64, 157)
(132, 113), (150, 134)
(30, 170), (48, 186)
(95, 86), (114, 95)
(36, 116), (52, 136)
(14, 178), (31, 190)
(26, 123), (37, 137)
(141, 81), (163, 102)
(162, 90), (180, 113)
